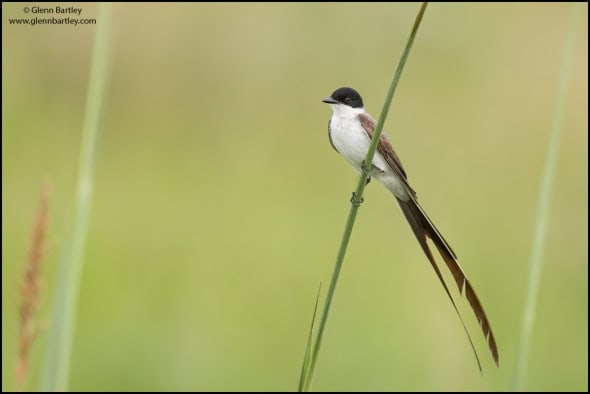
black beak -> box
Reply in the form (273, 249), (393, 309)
(322, 97), (338, 104)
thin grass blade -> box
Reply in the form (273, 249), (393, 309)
(298, 283), (322, 392)
(513, 3), (582, 391)
(39, 4), (113, 391)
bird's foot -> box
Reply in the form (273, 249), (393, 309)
(361, 160), (370, 174)
(350, 192), (364, 207)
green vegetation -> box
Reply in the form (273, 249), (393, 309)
(2, 3), (587, 391)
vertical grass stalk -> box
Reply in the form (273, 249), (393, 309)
(39, 4), (113, 391)
(299, 3), (428, 391)
(512, 3), (581, 391)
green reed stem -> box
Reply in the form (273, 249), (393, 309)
(299, 3), (428, 391)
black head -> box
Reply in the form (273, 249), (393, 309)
(322, 87), (364, 108)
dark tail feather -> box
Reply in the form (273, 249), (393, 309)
(396, 197), (499, 370)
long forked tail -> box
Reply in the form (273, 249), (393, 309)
(396, 197), (499, 372)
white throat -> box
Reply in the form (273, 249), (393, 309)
(328, 103), (365, 118)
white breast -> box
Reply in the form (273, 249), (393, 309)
(329, 111), (372, 172)
(328, 103), (410, 201)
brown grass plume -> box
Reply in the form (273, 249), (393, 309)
(15, 181), (51, 391)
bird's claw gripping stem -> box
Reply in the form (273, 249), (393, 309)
(350, 192), (364, 207)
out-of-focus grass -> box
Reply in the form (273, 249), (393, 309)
(15, 181), (50, 392)
(513, 3), (582, 391)
(2, 3), (588, 391)
(39, 4), (112, 391)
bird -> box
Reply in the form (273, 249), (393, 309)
(322, 86), (499, 371)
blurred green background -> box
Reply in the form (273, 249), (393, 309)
(2, 2), (588, 391)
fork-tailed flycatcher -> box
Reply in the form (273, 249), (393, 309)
(322, 86), (499, 371)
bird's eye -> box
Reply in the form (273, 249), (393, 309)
(344, 97), (351, 103)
